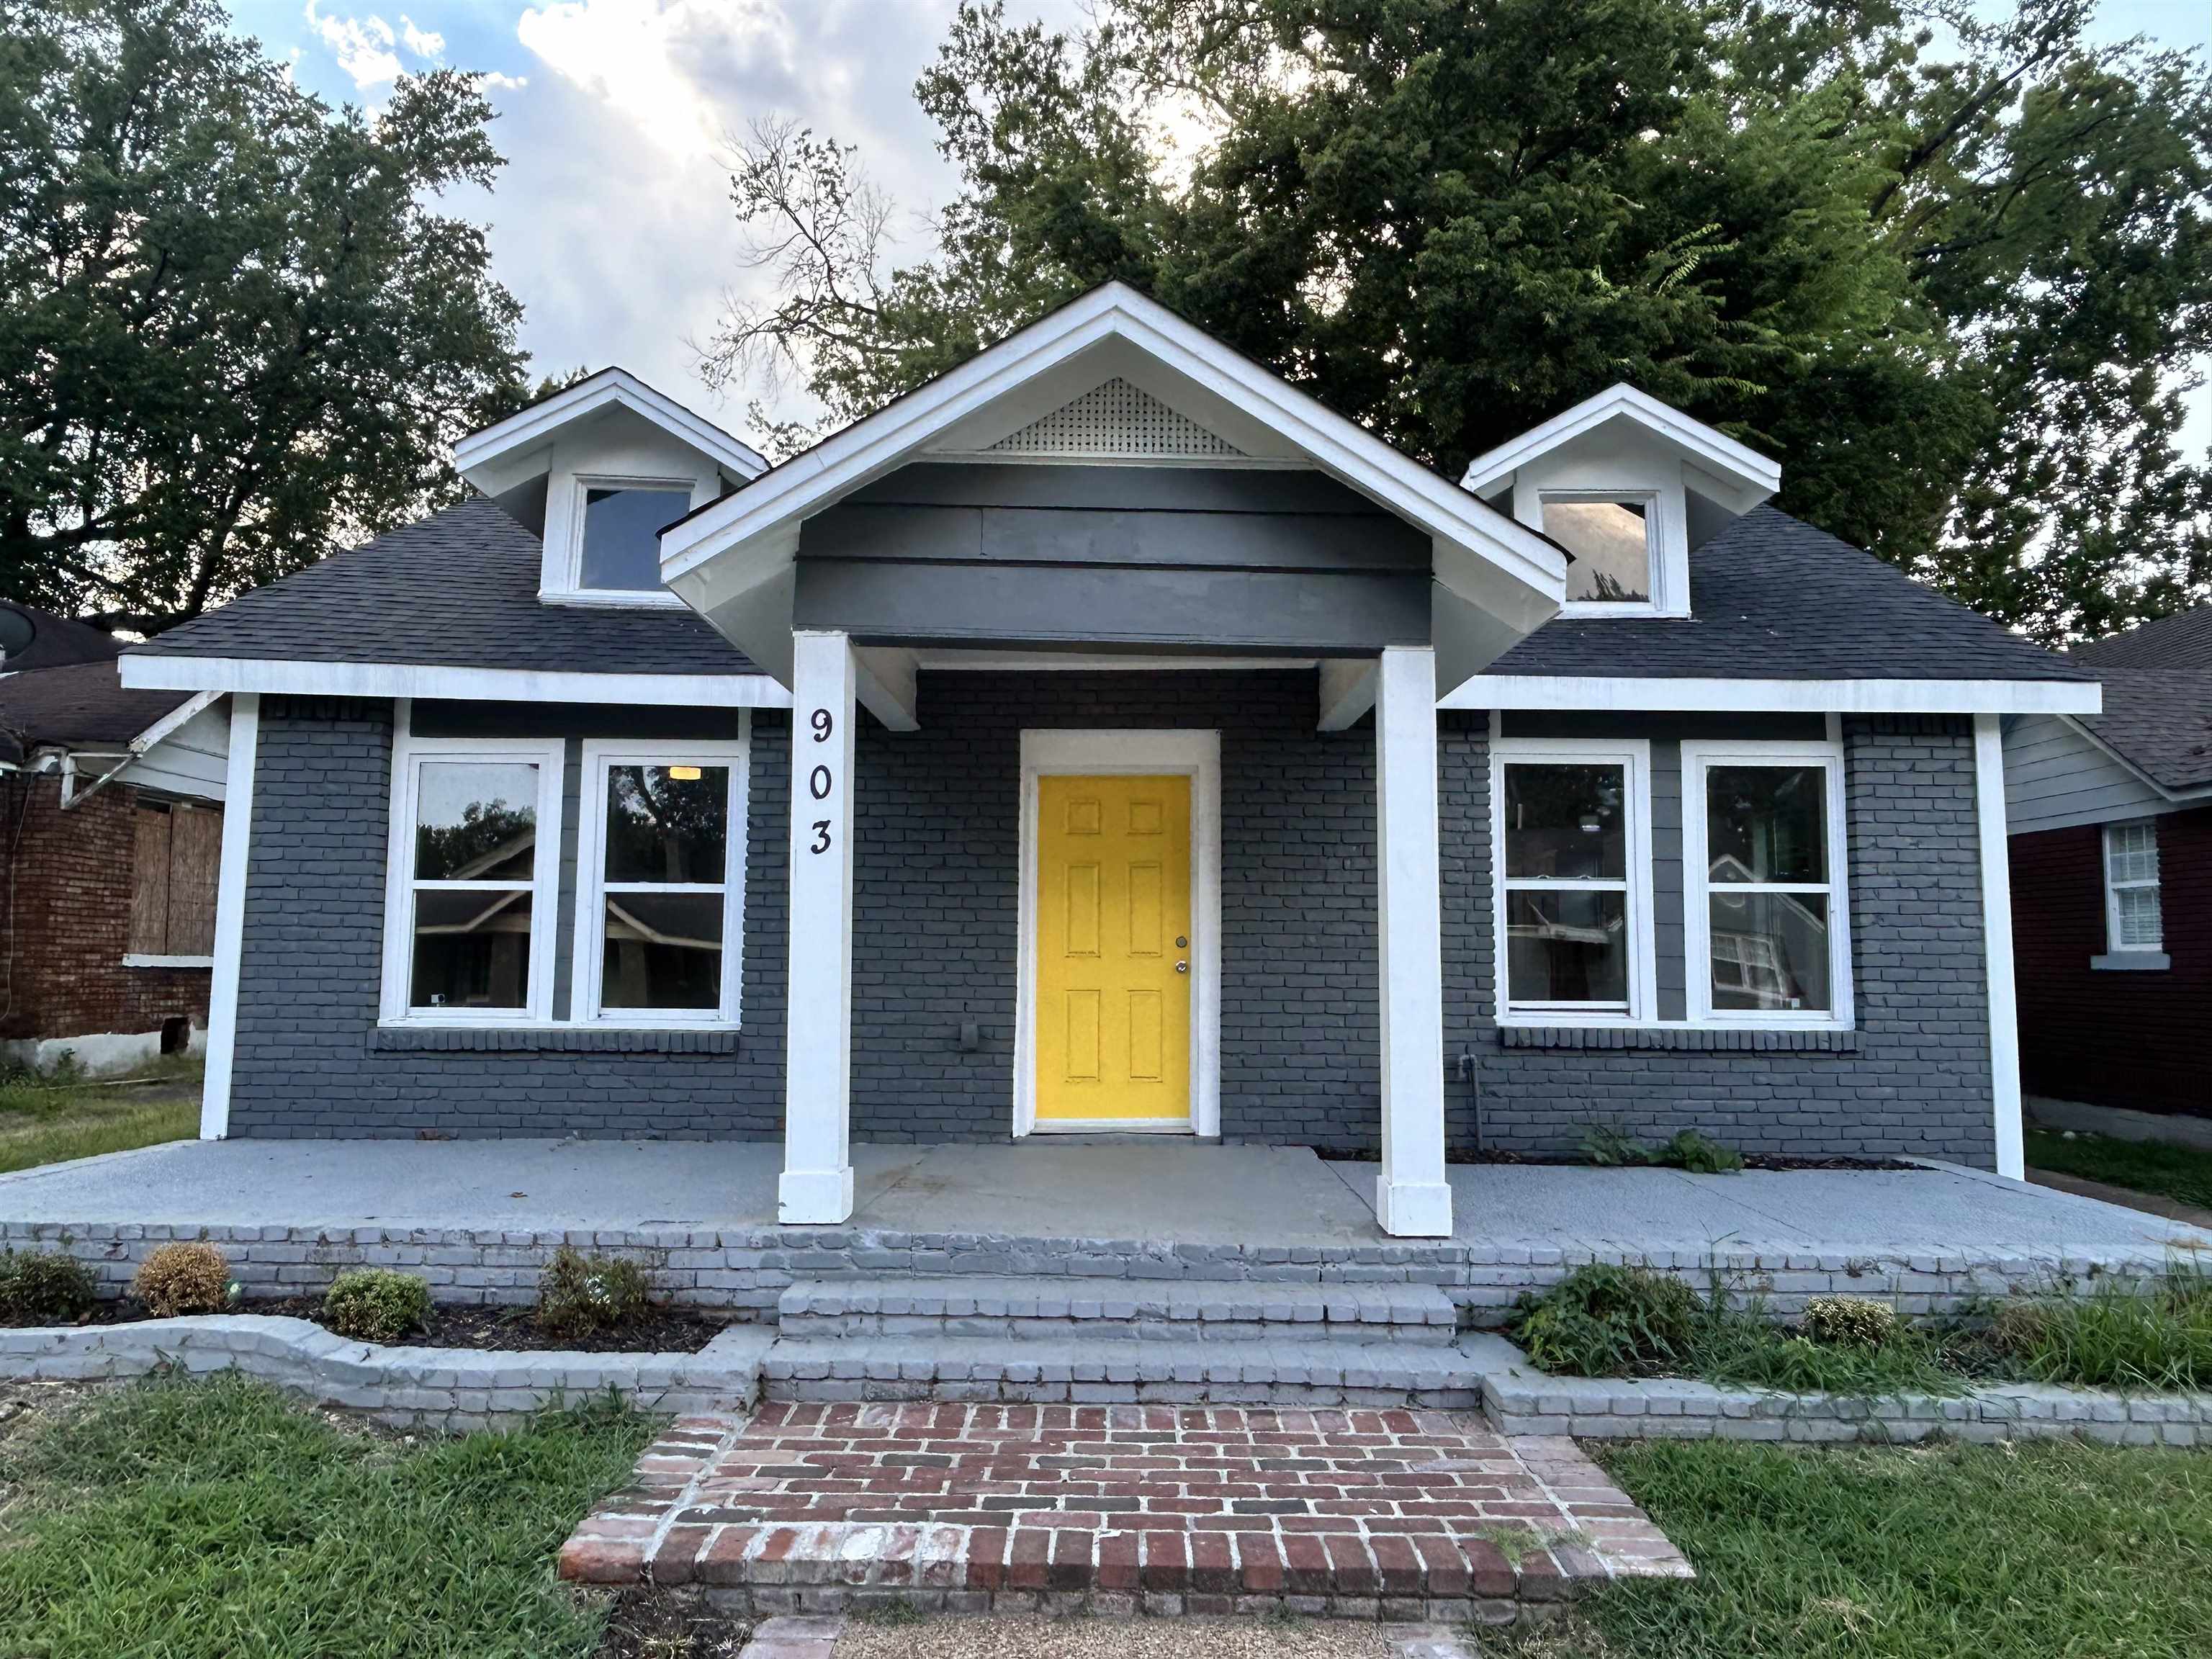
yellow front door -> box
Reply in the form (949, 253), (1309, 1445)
(1035, 774), (1192, 1126)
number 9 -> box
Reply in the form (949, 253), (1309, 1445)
(811, 708), (833, 743)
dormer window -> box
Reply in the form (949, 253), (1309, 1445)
(1542, 495), (1657, 606)
(577, 481), (694, 593)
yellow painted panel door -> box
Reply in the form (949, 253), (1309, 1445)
(1036, 774), (1192, 1125)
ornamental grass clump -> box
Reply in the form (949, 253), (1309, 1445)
(131, 1242), (233, 1318)
(1989, 1262), (2212, 1391)
(0, 1248), (98, 1324)
(321, 1269), (431, 1344)
(1507, 1262), (1703, 1377)
(536, 1246), (654, 1338)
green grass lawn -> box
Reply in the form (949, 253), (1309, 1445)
(0, 1372), (653, 1659)
(0, 1059), (200, 1174)
(1493, 1439), (2212, 1658)
(2027, 1127), (2212, 1214)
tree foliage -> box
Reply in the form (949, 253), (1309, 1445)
(702, 0), (2212, 642)
(0, 0), (531, 634)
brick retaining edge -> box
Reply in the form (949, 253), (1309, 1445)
(0, 1316), (767, 1433)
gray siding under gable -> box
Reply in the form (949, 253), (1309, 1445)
(225, 683), (1999, 1165)
(2004, 712), (2177, 834)
(794, 464), (1431, 653)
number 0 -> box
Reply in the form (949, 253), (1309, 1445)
(809, 765), (832, 801)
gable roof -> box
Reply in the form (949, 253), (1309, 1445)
(2071, 603), (2212, 672)
(124, 496), (758, 676)
(1480, 507), (2092, 683)
(1459, 383), (1782, 505)
(2060, 606), (2212, 793)
(453, 367), (767, 492)
(660, 281), (1568, 688)
(0, 659), (196, 764)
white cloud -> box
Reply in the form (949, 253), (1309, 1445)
(304, 2), (401, 89)
(400, 16), (446, 60)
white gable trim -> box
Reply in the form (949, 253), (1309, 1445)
(660, 283), (1565, 601)
(119, 655), (792, 709)
(1460, 383), (1781, 502)
(1455, 675), (2101, 716)
(454, 368), (765, 490)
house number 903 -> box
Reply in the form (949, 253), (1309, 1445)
(808, 706), (835, 854)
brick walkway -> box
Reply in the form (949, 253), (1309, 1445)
(562, 1403), (1691, 1622)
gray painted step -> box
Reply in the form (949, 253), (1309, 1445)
(775, 1274), (1458, 1345)
(758, 1332), (1488, 1407)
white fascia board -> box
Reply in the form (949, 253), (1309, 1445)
(659, 282), (1568, 602)
(1455, 675), (2104, 716)
(1460, 383), (1783, 501)
(454, 368), (766, 485)
(118, 655), (793, 709)
(127, 688), (221, 754)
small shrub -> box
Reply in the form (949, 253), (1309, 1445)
(132, 1242), (233, 1318)
(0, 1249), (98, 1324)
(1508, 1263), (1701, 1377)
(1802, 1295), (1897, 1348)
(1657, 1128), (1744, 1174)
(536, 1246), (653, 1337)
(322, 1269), (431, 1344)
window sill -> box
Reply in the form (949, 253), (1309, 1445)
(1498, 1025), (1859, 1053)
(122, 953), (214, 970)
(368, 1026), (741, 1054)
(2090, 952), (2170, 972)
(536, 588), (688, 610)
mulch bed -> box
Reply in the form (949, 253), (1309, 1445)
(590, 1586), (748, 1659)
(19, 1298), (733, 1353)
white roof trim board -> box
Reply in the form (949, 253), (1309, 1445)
(453, 368), (768, 487)
(660, 282), (1568, 689)
(1459, 382), (1782, 503)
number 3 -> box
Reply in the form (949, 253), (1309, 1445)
(810, 820), (832, 855)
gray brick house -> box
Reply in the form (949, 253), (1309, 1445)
(123, 284), (2098, 1237)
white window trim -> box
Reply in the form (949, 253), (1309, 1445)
(547, 473), (701, 608)
(1543, 489), (1671, 618)
(379, 709), (566, 1027)
(572, 735), (750, 1028)
(1681, 739), (1854, 1030)
(1012, 729), (1222, 1139)
(2101, 819), (2164, 955)
(1490, 737), (1658, 1027)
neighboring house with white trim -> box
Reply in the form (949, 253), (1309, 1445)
(2005, 605), (2211, 1119)
(0, 602), (228, 1074)
(120, 283), (2098, 1235)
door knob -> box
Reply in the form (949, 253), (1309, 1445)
(1175, 961), (1189, 974)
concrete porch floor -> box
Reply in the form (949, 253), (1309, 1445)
(0, 1138), (2200, 1267)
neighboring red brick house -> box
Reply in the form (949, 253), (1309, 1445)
(0, 602), (228, 1073)
(2005, 606), (2212, 1120)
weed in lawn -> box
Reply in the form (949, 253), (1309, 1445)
(852, 1599), (929, 1627)
(0, 1370), (655, 1659)
(1982, 1259), (2212, 1390)
(1507, 1263), (1703, 1377)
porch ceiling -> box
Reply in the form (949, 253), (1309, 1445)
(657, 284), (1565, 695)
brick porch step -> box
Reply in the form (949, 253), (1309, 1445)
(775, 1275), (1459, 1346)
(759, 1331), (1487, 1406)
(559, 1403), (1693, 1622)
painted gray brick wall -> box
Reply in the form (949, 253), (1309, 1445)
(227, 698), (788, 1138)
(848, 672), (1380, 1144)
(1442, 712), (1997, 1164)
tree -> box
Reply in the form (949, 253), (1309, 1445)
(0, 0), (531, 635)
(702, 0), (2212, 644)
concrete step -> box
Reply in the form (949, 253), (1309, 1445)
(774, 1275), (1459, 1346)
(758, 1331), (1488, 1407)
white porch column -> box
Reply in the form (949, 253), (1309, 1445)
(199, 693), (258, 1141)
(781, 631), (858, 1223)
(1974, 713), (2026, 1179)
(1373, 645), (1453, 1237)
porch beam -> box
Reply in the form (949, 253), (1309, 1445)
(1372, 645), (1453, 1237)
(853, 645), (921, 732)
(781, 630), (859, 1223)
(1316, 660), (1378, 732)
(1974, 713), (2025, 1179)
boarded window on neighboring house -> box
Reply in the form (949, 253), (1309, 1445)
(130, 801), (221, 960)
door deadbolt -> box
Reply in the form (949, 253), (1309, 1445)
(1175, 961), (1189, 974)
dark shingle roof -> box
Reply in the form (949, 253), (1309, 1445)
(125, 495), (758, 675)
(0, 659), (192, 762)
(2071, 603), (2212, 672)
(0, 602), (127, 672)
(1484, 507), (2089, 683)
(2073, 668), (2212, 793)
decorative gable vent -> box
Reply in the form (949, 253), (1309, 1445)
(986, 377), (1244, 459)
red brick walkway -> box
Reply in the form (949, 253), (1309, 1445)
(562, 1403), (1690, 1621)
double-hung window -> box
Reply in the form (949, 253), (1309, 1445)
(1491, 739), (1655, 1023)
(382, 734), (565, 1024)
(1682, 742), (1851, 1026)
(2103, 821), (2163, 956)
(574, 740), (747, 1025)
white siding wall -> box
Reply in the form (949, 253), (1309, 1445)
(116, 701), (230, 802)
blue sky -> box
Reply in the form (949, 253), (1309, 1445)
(225, 1), (2211, 451)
